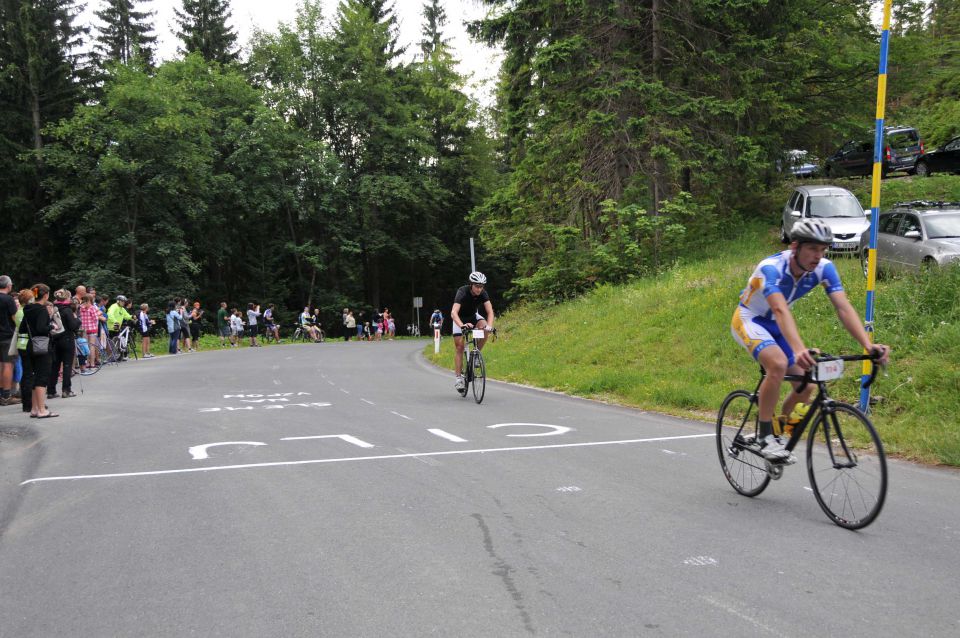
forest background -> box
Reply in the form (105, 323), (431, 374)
(1, 0), (958, 327)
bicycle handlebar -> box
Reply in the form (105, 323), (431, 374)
(813, 350), (884, 389)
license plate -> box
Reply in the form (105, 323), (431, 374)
(831, 241), (856, 249)
(815, 359), (844, 381)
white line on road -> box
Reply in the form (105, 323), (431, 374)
(280, 434), (374, 448)
(360, 399), (375, 405)
(340, 388), (350, 394)
(428, 429), (468, 443)
(390, 411), (412, 420)
(20, 433), (713, 485)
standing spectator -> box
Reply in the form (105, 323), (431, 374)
(247, 303), (261, 347)
(166, 302), (181, 354)
(216, 302), (229, 347)
(73, 285), (87, 306)
(230, 309), (244, 347)
(77, 294), (100, 370)
(96, 294), (109, 349)
(190, 301), (204, 351)
(0, 275), (20, 405)
(356, 311), (365, 340)
(138, 303), (156, 358)
(372, 308), (383, 341)
(176, 300), (191, 352)
(363, 322), (372, 341)
(344, 310), (356, 341)
(107, 295), (132, 338)
(264, 304), (281, 342)
(48, 289), (80, 398)
(20, 284), (57, 418)
(384, 308), (396, 340)
(15, 290), (32, 413)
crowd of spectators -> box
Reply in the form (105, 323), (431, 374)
(1, 274), (423, 419)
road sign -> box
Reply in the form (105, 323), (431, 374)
(413, 297), (422, 308)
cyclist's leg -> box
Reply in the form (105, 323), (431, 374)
(732, 309), (788, 436)
(474, 318), (489, 350)
(452, 325), (466, 376)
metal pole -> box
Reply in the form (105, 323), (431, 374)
(469, 237), (476, 272)
(861, 0), (893, 412)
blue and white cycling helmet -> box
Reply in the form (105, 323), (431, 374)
(791, 219), (833, 245)
(468, 271), (487, 285)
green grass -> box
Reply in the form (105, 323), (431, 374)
(427, 204), (960, 466)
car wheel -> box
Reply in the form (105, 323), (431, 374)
(915, 161), (930, 178)
(921, 257), (937, 274)
(780, 224), (790, 244)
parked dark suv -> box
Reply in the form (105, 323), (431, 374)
(824, 126), (924, 178)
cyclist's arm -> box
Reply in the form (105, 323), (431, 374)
(766, 292), (813, 368)
(827, 290), (891, 364)
(482, 301), (494, 329)
(451, 302), (466, 329)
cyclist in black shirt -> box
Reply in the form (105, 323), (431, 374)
(451, 271), (495, 391)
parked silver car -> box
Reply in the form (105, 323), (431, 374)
(781, 185), (869, 254)
(859, 202), (960, 276)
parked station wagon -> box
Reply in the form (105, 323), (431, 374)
(859, 202), (960, 276)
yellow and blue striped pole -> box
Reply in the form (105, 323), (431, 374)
(861, 0), (893, 411)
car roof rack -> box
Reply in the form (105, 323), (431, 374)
(891, 200), (960, 209)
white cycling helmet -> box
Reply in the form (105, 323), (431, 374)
(790, 219), (833, 245)
(116, 294), (128, 302)
(468, 271), (487, 285)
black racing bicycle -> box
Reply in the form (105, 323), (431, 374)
(716, 351), (887, 530)
(458, 327), (496, 404)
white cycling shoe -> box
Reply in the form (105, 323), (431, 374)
(761, 435), (792, 462)
(454, 375), (465, 391)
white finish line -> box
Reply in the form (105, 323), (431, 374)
(20, 433), (713, 486)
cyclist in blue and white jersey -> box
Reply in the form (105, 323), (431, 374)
(731, 219), (890, 461)
(451, 271), (495, 391)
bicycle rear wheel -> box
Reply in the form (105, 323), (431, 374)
(806, 403), (887, 530)
(716, 390), (770, 497)
(471, 350), (486, 404)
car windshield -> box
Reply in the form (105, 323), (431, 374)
(807, 195), (864, 219)
(923, 214), (960, 239)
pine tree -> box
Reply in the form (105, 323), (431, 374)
(420, 0), (450, 57)
(94, 0), (157, 68)
(175, 0), (238, 65)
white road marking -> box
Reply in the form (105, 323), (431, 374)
(700, 595), (787, 637)
(188, 442), (267, 460)
(280, 434), (374, 449)
(327, 380), (336, 386)
(360, 399), (375, 405)
(21, 433), (713, 485)
(428, 429), (468, 443)
(273, 379), (281, 385)
(556, 486), (581, 492)
(390, 411), (412, 420)
(661, 449), (676, 455)
(487, 423), (572, 437)
(339, 388), (350, 394)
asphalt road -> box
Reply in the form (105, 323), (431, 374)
(1, 339), (958, 637)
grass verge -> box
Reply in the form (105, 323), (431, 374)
(427, 220), (960, 466)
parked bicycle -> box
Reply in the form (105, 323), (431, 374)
(716, 351), (887, 530)
(457, 327), (496, 404)
(111, 322), (138, 362)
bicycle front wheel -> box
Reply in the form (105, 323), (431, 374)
(472, 350), (486, 404)
(806, 403), (887, 530)
(716, 390), (770, 497)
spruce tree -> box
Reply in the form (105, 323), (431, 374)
(175, 0), (239, 65)
(94, 0), (157, 68)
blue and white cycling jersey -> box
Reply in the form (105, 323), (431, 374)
(738, 250), (844, 320)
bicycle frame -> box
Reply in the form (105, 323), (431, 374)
(735, 353), (880, 457)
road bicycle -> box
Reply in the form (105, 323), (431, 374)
(716, 351), (887, 529)
(458, 327), (496, 404)
(111, 323), (138, 362)
(292, 324), (323, 343)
